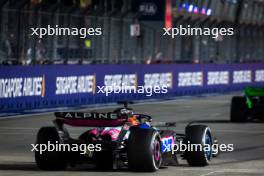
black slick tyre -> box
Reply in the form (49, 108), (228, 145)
(35, 127), (68, 170)
(127, 127), (162, 172)
(230, 96), (248, 122)
(185, 125), (213, 166)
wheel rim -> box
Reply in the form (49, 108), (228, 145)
(204, 130), (212, 160)
(153, 139), (161, 163)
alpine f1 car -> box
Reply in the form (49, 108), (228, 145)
(231, 87), (264, 122)
(35, 102), (219, 172)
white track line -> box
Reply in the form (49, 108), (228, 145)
(213, 129), (264, 134)
(199, 168), (264, 175)
(200, 171), (218, 176)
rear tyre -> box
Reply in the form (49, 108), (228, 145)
(185, 125), (213, 166)
(230, 96), (248, 122)
(35, 127), (68, 170)
(127, 127), (162, 172)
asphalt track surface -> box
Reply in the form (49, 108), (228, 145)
(0, 94), (264, 176)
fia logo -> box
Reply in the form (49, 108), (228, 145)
(139, 3), (157, 15)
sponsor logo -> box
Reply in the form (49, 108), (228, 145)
(59, 112), (118, 120)
(139, 2), (157, 15)
(178, 72), (203, 87)
(207, 71), (229, 85)
(255, 70), (264, 82)
(104, 74), (137, 91)
(55, 75), (95, 95)
(144, 72), (173, 88)
(161, 136), (174, 152)
(0, 76), (45, 98)
(233, 70), (252, 84)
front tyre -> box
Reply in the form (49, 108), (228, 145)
(35, 127), (68, 170)
(127, 127), (162, 172)
(185, 125), (213, 166)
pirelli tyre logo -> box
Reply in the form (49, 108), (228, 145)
(0, 75), (45, 98)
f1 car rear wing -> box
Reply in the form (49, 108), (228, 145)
(54, 112), (127, 127)
(245, 87), (264, 97)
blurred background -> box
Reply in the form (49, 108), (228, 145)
(0, 0), (263, 65)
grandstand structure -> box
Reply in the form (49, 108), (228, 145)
(0, 0), (263, 65)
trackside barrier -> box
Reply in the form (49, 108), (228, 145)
(0, 64), (264, 113)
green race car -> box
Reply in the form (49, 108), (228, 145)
(230, 87), (264, 122)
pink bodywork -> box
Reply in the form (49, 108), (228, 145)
(88, 127), (122, 141)
(58, 115), (129, 141)
(60, 118), (127, 127)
